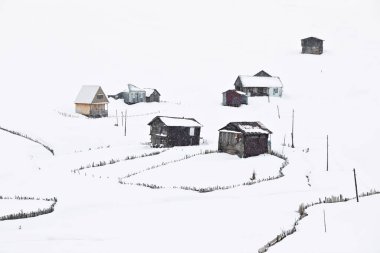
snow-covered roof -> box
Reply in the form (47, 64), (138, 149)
(128, 84), (145, 92)
(222, 89), (247, 96)
(143, 88), (160, 97)
(75, 85), (102, 104)
(236, 90), (247, 95)
(219, 121), (272, 135)
(238, 75), (283, 88)
(149, 116), (202, 127)
(237, 124), (271, 134)
(219, 130), (241, 134)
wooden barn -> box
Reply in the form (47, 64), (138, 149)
(301, 37), (323, 55)
(74, 85), (109, 117)
(144, 88), (160, 102)
(148, 116), (202, 147)
(234, 70), (283, 97)
(218, 121), (272, 158)
(222, 89), (248, 107)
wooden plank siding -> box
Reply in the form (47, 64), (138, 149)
(146, 90), (160, 102)
(218, 122), (272, 158)
(149, 117), (201, 147)
(301, 37), (323, 55)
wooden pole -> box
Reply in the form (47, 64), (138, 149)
(124, 109), (127, 136)
(323, 209), (327, 233)
(327, 135), (329, 171)
(353, 168), (359, 202)
(121, 112), (124, 127)
(277, 105), (280, 119)
(291, 109), (295, 148)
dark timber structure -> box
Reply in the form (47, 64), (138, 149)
(222, 89), (248, 107)
(301, 37), (324, 55)
(218, 121), (272, 158)
(148, 116), (202, 147)
(144, 88), (161, 102)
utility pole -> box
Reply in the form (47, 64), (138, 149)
(291, 109), (295, 148)
(121, 112), (124, 127)
(326, 135), (329, 171)
(323, 209), (327, 233)
(353, 168), (359, 202)
(116, 110), (119, 126)
(277, 105), (280, 119)
(124, 109), (127, 136)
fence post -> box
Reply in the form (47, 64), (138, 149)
(291, 109), (295, 148)
(353, 168), (359, 202)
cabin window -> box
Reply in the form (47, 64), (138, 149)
(273, 88), (278, 94)
(97, 94), (103, 99)
(189, 127), (195, 136)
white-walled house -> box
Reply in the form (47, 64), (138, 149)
(117, 84), (146, 104)
(234, 70), (283, 97)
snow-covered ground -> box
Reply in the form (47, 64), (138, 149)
(270, 195), (380, 253)
(121, 153), (284, 189)
(1, 0), (380, 252)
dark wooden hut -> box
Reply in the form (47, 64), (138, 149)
(222, 90), (248, 107)
(148, 116), (202, 147)
(218, 121), (272, 158)
(234, 70), (283, 97)
(144, 88), (161, 102)
(301, 37), (323, 55)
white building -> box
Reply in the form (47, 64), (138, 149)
(234, 70), (283, 97)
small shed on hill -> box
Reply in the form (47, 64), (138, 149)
(222, 90), (248, 107)
(148, 116), (202, 147)
(301, 37), (323, 55)
(144, 88), (160, 102)
(74, 85), (109, 117)
(234, 71), (283, 97)
(218, 121), (272, 158)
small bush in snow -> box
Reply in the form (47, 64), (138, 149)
(297, 203), (306, 217)
(250, 170), (256, 181)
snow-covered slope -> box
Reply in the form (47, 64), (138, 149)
(0, 0), (379, 252)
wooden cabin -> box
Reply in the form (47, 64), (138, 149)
(234, 70), (283, 97)
(218, 121), (272, 158)
(222, 90), (248, 107)
(144, 88), (160, 102)
(148, 116), (202, 147)
(74, 85), (109, 117)
(301, 37), (323, 55)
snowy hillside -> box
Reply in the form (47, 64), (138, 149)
(0, 0), (380, 252)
